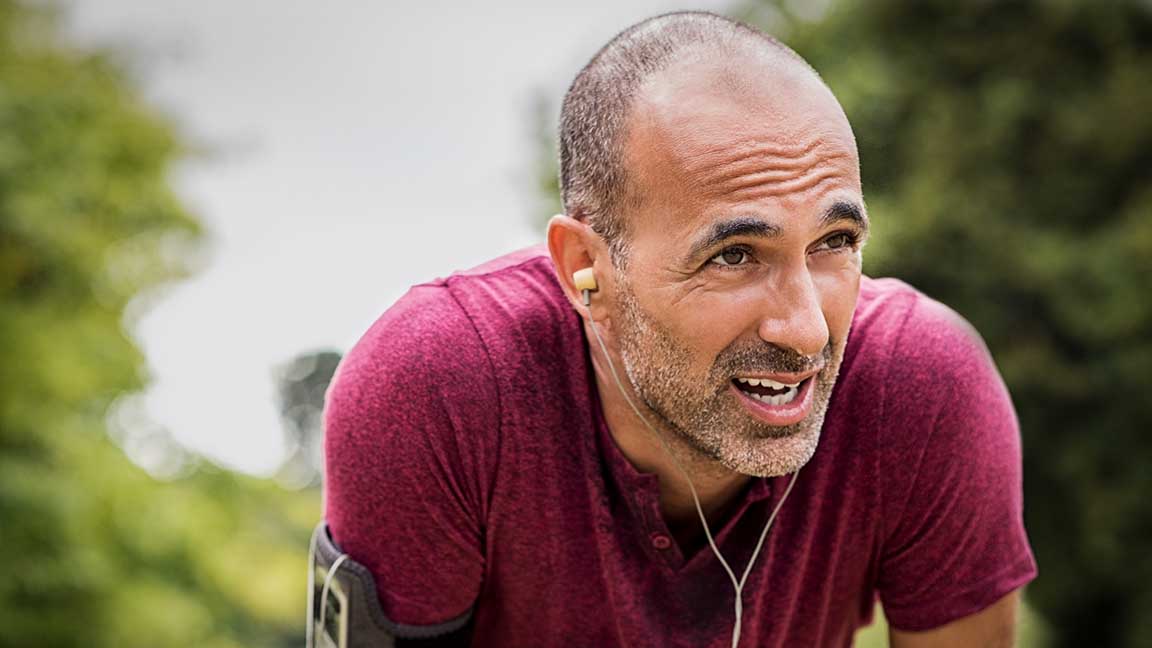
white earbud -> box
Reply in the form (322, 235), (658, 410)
(573, 267), (597, 307)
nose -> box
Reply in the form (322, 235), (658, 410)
(756, 266), (829, 359)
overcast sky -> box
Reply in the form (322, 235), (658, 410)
(60, 0), (732, 476)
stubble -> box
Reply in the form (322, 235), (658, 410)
(612, 276), (847, 477)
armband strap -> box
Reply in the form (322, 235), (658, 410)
(307, 521), (474, 647)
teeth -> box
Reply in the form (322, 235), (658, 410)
(736, 377), (801, 389)
(745, 384), (800, 406)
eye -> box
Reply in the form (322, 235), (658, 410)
(709, 247), (751, 267)
(815, 231), (859, 253)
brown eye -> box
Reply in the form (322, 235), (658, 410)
(823, 233), (854, 250)
(722, 249), (746, 264)
(711, 248), (749, 266)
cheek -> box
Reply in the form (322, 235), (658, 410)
(813, 253), (862, 341)
(650, 290), (756, 365)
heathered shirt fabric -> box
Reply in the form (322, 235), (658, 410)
(323, 245), (1037, 647)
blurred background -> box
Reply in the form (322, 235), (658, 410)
(1, 0), (1148, 646)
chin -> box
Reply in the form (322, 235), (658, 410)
(716, 416), (825, 478)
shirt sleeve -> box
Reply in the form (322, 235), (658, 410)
(322, 283), (500, 627)
(876, 293), (1038, 631)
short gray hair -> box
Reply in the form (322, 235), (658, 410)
(558, 11), (810, 263)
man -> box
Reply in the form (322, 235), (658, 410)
(321, 12), (1036, 647)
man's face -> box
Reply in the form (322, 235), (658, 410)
(609, 57), (866, 477)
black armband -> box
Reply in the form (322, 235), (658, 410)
(307, 522), (474, 647)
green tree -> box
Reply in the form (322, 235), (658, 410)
(0, 2), (316, 645)
(729, 1), (1151, 646)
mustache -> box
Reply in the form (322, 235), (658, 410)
(713, 341), (831, 377)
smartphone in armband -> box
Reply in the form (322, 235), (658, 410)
(306, 522), (474, 647)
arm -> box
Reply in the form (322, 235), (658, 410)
(323, 284), (499, 644)
(889, 590), (1020, 648)
(308, 522), (476, 647)
(876, 293), (1037, 634)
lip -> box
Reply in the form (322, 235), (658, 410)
(733, 369), (822, 385)
(730, 374), (817, 426)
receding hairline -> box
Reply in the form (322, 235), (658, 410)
(641, 41), (825, 100)
(558, 12), (826, 263)
(619, 45), (838, 201)
(587, 13), (824, 138)
(605, 11), (815, 73)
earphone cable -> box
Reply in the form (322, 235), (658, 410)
(584, 290), (800, 648)
(317, 553), (349, 641)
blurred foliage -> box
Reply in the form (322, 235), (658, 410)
(0, 1), (316, 646)
(738, 1), (1149, 646)
(273, 350), (342, 490)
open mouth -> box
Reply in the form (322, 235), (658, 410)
(730, 372), (820, 426)
(732, 376), (812, 406)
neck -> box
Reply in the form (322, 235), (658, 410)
(585, 320), (751, 528)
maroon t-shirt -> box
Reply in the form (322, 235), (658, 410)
(323, 245), (1037, 646)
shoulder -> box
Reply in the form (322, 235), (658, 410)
(846, 276), (1021, 534)
(849, 276), (1015, 455)
(853, 276), (1022, 534)
(324, 245), (577, 454)
(324, 252), (560, 556)
(328, 244), (561, 409)
(327, 281), (491, 411)
(849, 276), (1000, 402)
(855, 285), (1035, 630)
(444, 244), (575, 349)
(322, 279), (500, 509)
(324, 272), (513, 626)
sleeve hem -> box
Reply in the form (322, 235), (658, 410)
(386, 607), (474, 639)
(882, 553), (1038, 632)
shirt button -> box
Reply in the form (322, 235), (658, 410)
(650, 533), (673, 550)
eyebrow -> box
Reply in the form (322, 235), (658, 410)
(820, 200), (869, 233)
(685, 217), (782, 260)
(684, 200), (869, 262)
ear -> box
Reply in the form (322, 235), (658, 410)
(547, 214), (613, 322)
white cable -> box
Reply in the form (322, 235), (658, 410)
(317, 553), (349, 645)
(584, 290), (800, 648)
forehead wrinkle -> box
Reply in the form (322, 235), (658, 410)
(623, 54), (861, 228)
(706, 149), (840, 188)
(719, 168), (845, 201)
(670, 137), (824, 171)
(631, 109), (835, 189)
(660, 120), (859, 195)
(692, 141), (859, 203)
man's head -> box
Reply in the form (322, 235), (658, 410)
(549, 12), (867, 477)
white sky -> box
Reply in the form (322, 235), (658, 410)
(61, 0), (730, 476)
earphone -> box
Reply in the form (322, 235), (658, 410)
(574, 267), (800, 648)
(573, 267), (598, 294)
